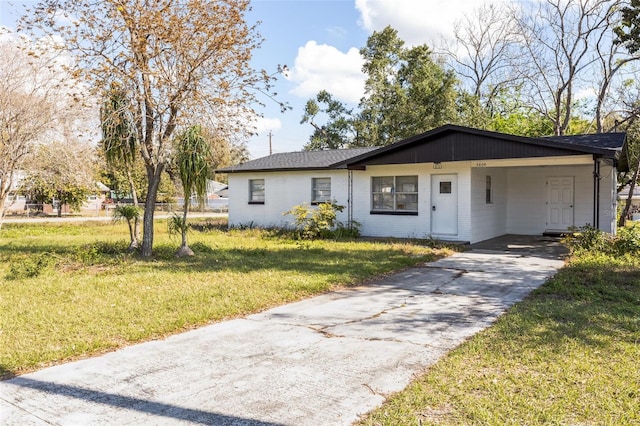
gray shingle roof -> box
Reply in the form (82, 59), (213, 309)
(217, 147), (377, 173)
(543, 133), (626, 151)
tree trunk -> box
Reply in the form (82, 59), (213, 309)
(175, 199), (194, 257)
(140, 165), (163, 257)
(181, 201), (188, 249)
(0, 193), (6, 231)
(126, 219), (138, 251)
(126, 167), (141, 245)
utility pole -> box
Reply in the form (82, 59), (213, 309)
(268, 131), (273, 155)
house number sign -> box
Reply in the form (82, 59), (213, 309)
(475, 162), (487, 167)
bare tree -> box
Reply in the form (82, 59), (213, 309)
(442, 3), (521, 115)
(513, 0), (621, 136)
(24, 0), (280, 256)
(0, 32), (61, 227)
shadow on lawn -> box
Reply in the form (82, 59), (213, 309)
(148, 243), (443, 278)
(0, 365), (16, 381)
(1, 234), (445, 283)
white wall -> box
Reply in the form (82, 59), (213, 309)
(470, 168), (507, 243)
(506, 164), (597, 234)
(228, 161), (618, 241)
(227, 171), (349, 228)
(599, 163), (616, 234)
(350, 163), (472, 242)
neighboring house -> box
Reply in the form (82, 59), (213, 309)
(617, 184), (640, 220)
(218, 125), (627, 244)
(178, 180), (229, 211)
(4, 180), (111, 215)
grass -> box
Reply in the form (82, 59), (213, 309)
(359, 251), (640, 425)
(0, 218), (451, 379)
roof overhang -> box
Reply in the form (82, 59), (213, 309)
(340, 125), (626, 171)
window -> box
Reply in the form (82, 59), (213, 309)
(371, 176), (418, 214)
(440, 181), (452, 194)
(485, 175), (493, 204)
(249, 179), (265, 204)
(312, 178), (331, 204)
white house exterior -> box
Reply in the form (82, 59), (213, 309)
(219, 126), (627, 244)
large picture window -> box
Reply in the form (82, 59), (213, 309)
(371, 176), (418, 214)
(312, 178), (331, 204)
(249, 179), (265, 204)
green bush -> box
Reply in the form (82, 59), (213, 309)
(6, 253), (57, 279)
(284, 202), (360, 240)
(566, 224), (640, 256)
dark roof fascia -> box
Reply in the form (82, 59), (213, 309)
(341, 124), (623, 168)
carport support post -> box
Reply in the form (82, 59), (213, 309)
(347, 169), (354, 228)
(593, 156), (600, 229)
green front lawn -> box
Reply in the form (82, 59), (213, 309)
(0, 219), (450, 379)
(359, 251), (640, 425)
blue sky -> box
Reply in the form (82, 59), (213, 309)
(0, 0), (493, 159)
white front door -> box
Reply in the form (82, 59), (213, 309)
(547, 177), (574, 231)
(431, 174), (458, 235)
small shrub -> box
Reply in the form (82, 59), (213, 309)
(7, 253), (57, 279)
(189, 242), (215, 254)
(167, 213), (189, 241)
(565, 225), (612, 254)
(613, 224), (640, 254)
(284, 202), (355, 240)
(72, 241), (130, 265)
(334, 220), (361, 239)
(566, 224), (640, 256)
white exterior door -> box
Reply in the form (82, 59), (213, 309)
(547, 177), (574, 230)
(431, 174), (458, 235)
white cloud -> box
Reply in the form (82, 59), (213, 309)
(288, 40), (365, 104)
(253, 116), (282, 134)
(355, 0), (511, 46)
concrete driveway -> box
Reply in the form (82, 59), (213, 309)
(0, 236), (566, 425)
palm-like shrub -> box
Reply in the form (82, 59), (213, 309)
(112, 204), (142, 251)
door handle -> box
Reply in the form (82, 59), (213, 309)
(432, 205), (436, 211)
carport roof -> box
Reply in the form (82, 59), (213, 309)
(342, 125), (627, 171)
(217, 125), (627, 173)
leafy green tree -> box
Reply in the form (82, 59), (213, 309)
(23, 140), (94, 217)
(615, 0), (640, 54)
(174, 126), (212, 257)
(301, 26), (461, 149)
(300, 90), (357, 150)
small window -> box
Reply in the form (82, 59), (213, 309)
(249, 179), (265, 204)
(372, 176), (418, 213)
(312, 178), (331, 204)
(439, 181), (452, 194)
(486, 176), (493, 204)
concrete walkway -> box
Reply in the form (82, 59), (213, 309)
(0, 239), (566, 425)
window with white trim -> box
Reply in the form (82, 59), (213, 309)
(311, 177), (331, 204)
(249, 179), (265, 204)
(371, 176), (418, 213)
(486, 175), (493, 204)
